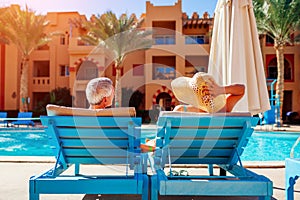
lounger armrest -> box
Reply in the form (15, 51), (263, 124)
(46, 104), (136, 117)
(159, 111), (251, 117)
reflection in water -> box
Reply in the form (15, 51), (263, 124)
(241, 132), (300, 161)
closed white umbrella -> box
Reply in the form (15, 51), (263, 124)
(208, 0), (270, 115)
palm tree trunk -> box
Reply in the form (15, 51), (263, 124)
(19, 56), (29, 112)
(114, 67), (122, 107)
(275, 45), (284, 126)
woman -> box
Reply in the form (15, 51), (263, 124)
(171, 72), (245, 113)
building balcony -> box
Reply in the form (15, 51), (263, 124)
(30, 49), (50, 60)
(31, 77), (50, 92)
(153, 35), (176, 45)
(185, 35), (210, 45)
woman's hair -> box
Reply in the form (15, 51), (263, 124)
(85, 77), (113, 105)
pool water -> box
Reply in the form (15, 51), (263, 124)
(241, 131), (300, 161)
(0, 130), (299, 161)
(0, 130), (52, 156)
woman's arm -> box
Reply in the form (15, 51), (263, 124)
(223, 84), (245, 96)
(216, 84), (245, 112)
(207, 79), (245, 97)
(207, 80), (245, 112)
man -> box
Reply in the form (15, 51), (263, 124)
(85, 77), (152, 152)
(86, 77), (114, 109)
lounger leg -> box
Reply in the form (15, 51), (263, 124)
(286, 158), (300, 200)
(142, 174), (149, 200)
(75, 163), (80, 175)
(29, 179), (39, 200)
(286, 175), (299, 200)
(29, 193), (39, 200)
(208, 164), (213, 176)
(151, 174), (159, 200)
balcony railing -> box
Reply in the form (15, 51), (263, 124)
(185, 35), (209, 44)
(32, 77), (50, 86)
(153, 35), (176, 45)
(153, 66), (176, 80)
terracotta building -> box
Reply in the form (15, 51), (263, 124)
(260, 35), (300, 119)
(0, 0), (299, 119)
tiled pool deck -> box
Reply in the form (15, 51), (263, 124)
(0, 157), (299, 200)
(255, 124), (300, 133)
(1, 124), (299, 199)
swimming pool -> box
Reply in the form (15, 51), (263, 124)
(0, 129), (51, 156)
(241, 131), (300, 161)
(0, 129), (299, 160)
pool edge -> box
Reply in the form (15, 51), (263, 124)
(0, 156), (55, 163)
(0, 156), (285, 168)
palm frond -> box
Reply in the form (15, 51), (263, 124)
(0, 5), (50, 55)
(253, 0), (300, 46)
(81, 11), (153, 66)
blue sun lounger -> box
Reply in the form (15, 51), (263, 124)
(150, 111), (273, 200)
(29, 105), (148, 200)
(0, 112), (8, 126)
(285, 136), (300, 200)
(11, 112), (35, 127)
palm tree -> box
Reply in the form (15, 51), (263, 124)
(253, 0), (300, 124)
(0, 5), (50, 111)
(81, 11), (152, 107)
(294, 24), (300, 44)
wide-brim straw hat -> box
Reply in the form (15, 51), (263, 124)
(171, 72), (226, 113)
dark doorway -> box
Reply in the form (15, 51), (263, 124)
(156, 92), (172, 111)
(283, 91), (292, 121)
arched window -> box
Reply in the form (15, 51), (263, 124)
(265, 35), (274, 46)
(267, 57), (292, 81)
(156, 92), (172, 111)
(267, 58), (277, 79)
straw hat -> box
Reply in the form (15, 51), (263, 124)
(171, 72), (226, 113)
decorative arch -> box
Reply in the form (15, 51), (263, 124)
(70, 56), (104, 72)
(266, 54), (294, 81)
(152, 86), (176, 105)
